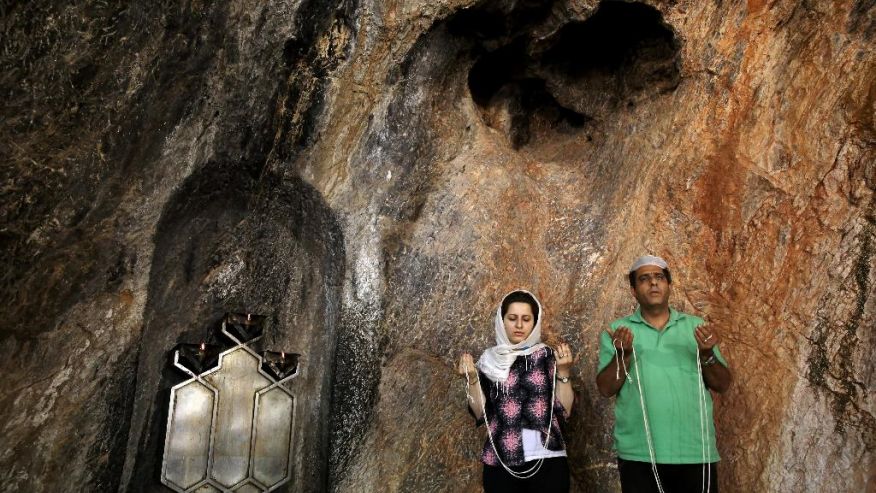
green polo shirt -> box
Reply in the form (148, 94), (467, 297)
(598, 308), (727, 464)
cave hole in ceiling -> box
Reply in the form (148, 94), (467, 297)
(540, 1), (681, 97)
(447, 0), (554, 42)
(465, 0), (680, 149)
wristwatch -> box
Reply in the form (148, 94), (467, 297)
(557, 375), (571, 384)
(701, 353), (718, 367)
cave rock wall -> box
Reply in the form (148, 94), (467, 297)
(1, 0), (873, 492)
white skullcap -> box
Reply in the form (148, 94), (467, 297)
(629, 255), (668, 273)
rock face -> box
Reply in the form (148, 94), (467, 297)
(1, 0), (873, 492)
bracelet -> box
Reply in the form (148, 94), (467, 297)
(701, 353), (718, 367)
(557, 375), (571, 384)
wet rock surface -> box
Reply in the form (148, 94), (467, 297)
(1, 0), (873, 492)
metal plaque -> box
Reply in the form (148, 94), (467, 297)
(161, 318), (300, 493)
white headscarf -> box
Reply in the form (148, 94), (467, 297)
(477, 290), (547, 383)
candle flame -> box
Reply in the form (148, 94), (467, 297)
(281, 351), (285, 359)
(200, 342), (206, 351)
(247, 313), (251, 321)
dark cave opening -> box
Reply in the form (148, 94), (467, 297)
(467, 37), (591, 149)
(464, 0), (680, 149)
(447, 0), (554, 42)
(467, 37), (529, 107)
(541, 1), (679, 81)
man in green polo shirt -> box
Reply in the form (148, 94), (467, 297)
(596, 255), (732, 493)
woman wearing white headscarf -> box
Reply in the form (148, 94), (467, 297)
(458, 290), (576, 492)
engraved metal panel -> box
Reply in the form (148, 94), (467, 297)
(204, 349), (271, 487)
(163, 382), (216, 490)
(252, 387), (295, 487)
(161, 314), (300, 493)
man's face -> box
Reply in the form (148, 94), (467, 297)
(630, 265), (671, 309)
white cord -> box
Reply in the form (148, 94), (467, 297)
(467, 348), (558, 479)
(615, 344), (633, 382)
(630, 347), (666, 493)
(695, 350), (712, 493)
(626, 344), (713, 493)
(615, 345), (621, 380)
(614, 331), (715, 493)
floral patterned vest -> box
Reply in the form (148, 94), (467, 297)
(475, 347), (569, 466)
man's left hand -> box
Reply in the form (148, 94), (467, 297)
(695, 324), (720, 352)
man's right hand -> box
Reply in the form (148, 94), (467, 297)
(596, 326), (635, 397)
(607, 326), (634, 352)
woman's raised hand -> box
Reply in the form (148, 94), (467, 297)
(458, 352), (478, 379)
(556, 343), (575, 372)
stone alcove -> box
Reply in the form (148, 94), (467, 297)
(124, 163), (344, 493)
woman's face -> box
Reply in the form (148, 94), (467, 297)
(503, 301), (536, 344)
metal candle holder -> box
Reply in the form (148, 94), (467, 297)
(175, 342), (222, 374)
(261, 351), (300, 380)
(223, 312), (265, 342)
